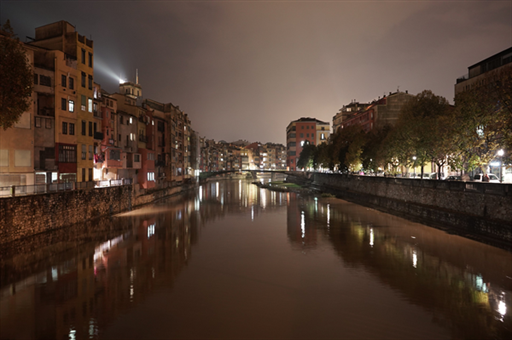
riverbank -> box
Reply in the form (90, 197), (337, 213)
(282, 172), (512, 251)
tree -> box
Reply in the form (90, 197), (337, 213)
(388, 90), (453, 178)
(454, 74), (511, 174)
(297, 143), (316, 170)
(331, 124), (366, 172)
(0, 20), (33, 130)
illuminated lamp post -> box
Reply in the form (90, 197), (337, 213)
(497, 149), (504, 183)
(412, 156), (417, 177)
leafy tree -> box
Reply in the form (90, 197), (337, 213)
(454, 75), (511, 174)
(297, 143), (316, 170)
(331, 124), (366, 172)
(0, 20), (33, 130)
(315, 142), (331, 170)
(361, 126), (391, 174)
(387, 90), (452, 178)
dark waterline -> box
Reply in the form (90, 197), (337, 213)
(1, 179), (511, 339)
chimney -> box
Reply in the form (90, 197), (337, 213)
(136, 69), (139, 85)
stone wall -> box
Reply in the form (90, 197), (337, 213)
(288, 172), (512, 249)
(0, 184), (191, 245)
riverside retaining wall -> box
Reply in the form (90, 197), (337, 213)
(0, 184), (190, 245)
(287, 172), (512, 249)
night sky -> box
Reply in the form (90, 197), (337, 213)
(2, 0), (511, 144)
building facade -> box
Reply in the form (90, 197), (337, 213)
(286, 117), (330, 171)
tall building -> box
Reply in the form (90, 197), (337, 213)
(286, 117), (330, 171)
(30, 21), (96, 182)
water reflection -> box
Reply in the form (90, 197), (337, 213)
(289, 195), (512, 339)
(0, 179), (511, 339)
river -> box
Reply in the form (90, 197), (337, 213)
(0, 179), (511, 339)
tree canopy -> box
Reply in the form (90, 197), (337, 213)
(0, 20), (33, 130)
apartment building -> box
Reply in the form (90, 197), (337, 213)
(455, 46), (512, 95)
(335, 91), (414, 133)
(29, 21), (96, 182)
(332, 101), (370, 134)
(286, 117), (330, 171)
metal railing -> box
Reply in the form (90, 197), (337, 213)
(0, 178), (133, 198)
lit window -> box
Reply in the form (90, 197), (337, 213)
(69, 100), (74, 112)
(88, 98), (93, 113)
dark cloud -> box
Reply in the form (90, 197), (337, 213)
(2, 0), (511, 144)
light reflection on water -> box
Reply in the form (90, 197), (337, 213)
(0, 179), (511, 339)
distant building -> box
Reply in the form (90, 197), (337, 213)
(332, 101), (370, 134)
(336, 91), (414, 133)
(286, 117), (330, 171)
(455, 46), (512, 95)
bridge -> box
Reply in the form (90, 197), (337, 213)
(198, 169), (289, 181)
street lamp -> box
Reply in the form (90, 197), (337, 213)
(412, 156), (417, 177)
(497, 149), (504, 183)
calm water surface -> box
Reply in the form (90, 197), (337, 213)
(1, 179), (511, 339)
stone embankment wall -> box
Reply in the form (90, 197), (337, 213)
(0, 184), (190, 245)
(288, 172), (512, 249)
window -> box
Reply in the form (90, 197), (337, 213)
(33, 73), (38, 85)
(300, 133), (304, 138)
(88, 98), (92, 113)
(147, 172), (155, 181)
(81, 48), (86, 64)
(109, 149), (120, 161)
(89, 145), (93, 160)
(81, 120), (86, 135)
(14, 150), (31, 167)
(89, 122), (93, 136)
(134, 154), (140, 162)
(120, 116), (124, 124)
(0, 149), (8, 166)
(59, 145), (77, 163)
(61, 98), (67, 111)
(118, 134), (121, 141)
(130, 133), (135, 141)
(88, 75), (92, 90)
(69, 100), (74, 112)
(69, 77), (74, 90)
(88, 52), (93, 67)
(45, 119), (52, 129)
(69, 123), (75, 135)
(82, 144), (86, 160)
(40, 75), (51, 87)
(35, 117), (41, 128)
(81, 72), (86, 88)
(62, 74), (67, 88)
(62, 122), (68, 134)
(81, 95), (86, 111)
